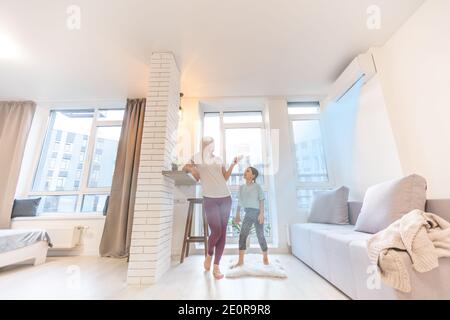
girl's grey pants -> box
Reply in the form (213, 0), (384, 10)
(239, 208), (268, 252)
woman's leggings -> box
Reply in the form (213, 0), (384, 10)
(239, 208), (268, 252)
(203, 196), (232, 265)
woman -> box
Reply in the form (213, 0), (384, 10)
(183, 137), (239, 279)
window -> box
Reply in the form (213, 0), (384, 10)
(292, 120), (328, 183)
(81, 194), (109, 213)
(30, 109), (123, 214)
(48, 159), (56, 169)
(64, 143), (72, 152)
(60, 159), (69, 170)
(288, 102), (320, 115)
(289, 102), (330, 210)
(203, 111), (271, 244)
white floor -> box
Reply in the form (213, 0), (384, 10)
(0, 254), (348, 300)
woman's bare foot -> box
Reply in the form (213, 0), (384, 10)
(263, 253), (269, 265)
(232, 261), (244, 269)
(213, 265), (224, 280)
(204, 255), (212, 271)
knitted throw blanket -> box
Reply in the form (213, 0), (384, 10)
(367, 210), (450, 293)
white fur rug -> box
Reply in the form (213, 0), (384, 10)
(225, 255), (287, 279)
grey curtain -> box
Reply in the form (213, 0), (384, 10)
(0, 101), (36, 228)
(100, 98), (146, 258)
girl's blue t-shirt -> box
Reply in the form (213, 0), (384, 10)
(238, 183), (265, 210)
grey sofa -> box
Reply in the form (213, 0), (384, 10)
(290, 200), (450, 300)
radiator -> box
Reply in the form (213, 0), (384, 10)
(47, 226), (85, 249)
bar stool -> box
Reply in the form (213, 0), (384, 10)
(180, 198), (208, 263)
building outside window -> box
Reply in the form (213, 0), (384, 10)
(288, 102), (331, 210)
(30, 108), (124, 214)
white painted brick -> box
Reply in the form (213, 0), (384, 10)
(143, 246), (159, 254)
(127, 269), (155, 277)
(128, 51), (179, 287)
(134, 204), (147, 211)
(129, 254), (154, 262)
(128, 261), (155, 270)
(133, 218), (147, 225)
(126, 276), (142, 285)
(131, 231), (145, 239)
(130, 247), (143, 254)
(130, 239), (156, 246)
(140, 277), (156, 285)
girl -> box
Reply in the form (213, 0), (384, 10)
(183, 137), (239, 279)
(233, 167), (269, 267)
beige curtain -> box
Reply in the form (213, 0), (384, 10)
(100, 98), (146, 258)
(0, 101), (36, 228)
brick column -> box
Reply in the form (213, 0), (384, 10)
(127, 52), (180, 286)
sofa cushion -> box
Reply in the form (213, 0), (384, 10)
(348, 202), (363, 225)
(348, 239), (399, 300)
(426, 199), (450, 222)
(290, 224), (354, 268)
(11, 198), (41, 218)
(291, 224), (313, 267)
(355, 175), (427, 234)
(326, 231), (372, 299)
(308, 186), (350, 225)
(310, 230), (331, 278)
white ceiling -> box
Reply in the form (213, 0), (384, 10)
(0, 0), (424, 101)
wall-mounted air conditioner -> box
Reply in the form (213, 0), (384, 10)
(322, 52), (377, 106)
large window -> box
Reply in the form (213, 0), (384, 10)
(30, 109), (124, 214)
(203, 111), (271, 243)
(289, 102), (330, 210)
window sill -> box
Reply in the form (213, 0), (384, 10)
(12, 213), (105, 221)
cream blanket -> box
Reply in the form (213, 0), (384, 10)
(367, 210), (450, 293)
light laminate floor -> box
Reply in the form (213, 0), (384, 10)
(0, 254), (348, 300)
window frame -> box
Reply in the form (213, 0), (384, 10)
(202, 110), (272, 243)
(288, 102), (333, 210)
(28, 108), (124, 214)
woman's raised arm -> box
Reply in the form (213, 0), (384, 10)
(222, 157), (239, 181)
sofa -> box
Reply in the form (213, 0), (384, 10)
(290, 199), (450, 300)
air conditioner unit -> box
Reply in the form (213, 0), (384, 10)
(323, 52), (377, 105)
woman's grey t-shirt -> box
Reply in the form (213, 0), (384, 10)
(192, 153), (231, 198)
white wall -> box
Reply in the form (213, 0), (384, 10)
(321, 75), (403, 200)
(265, 99), (300, 247)
(375, 0), (450, 199)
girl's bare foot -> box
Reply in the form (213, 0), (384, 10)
(232, 250), (245, 269)
(263, 253), (269, 265)
(213, 265), (224, 280)
(204, 255), (212, 271)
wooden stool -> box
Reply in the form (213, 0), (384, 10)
(180, 198), (208, 263)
